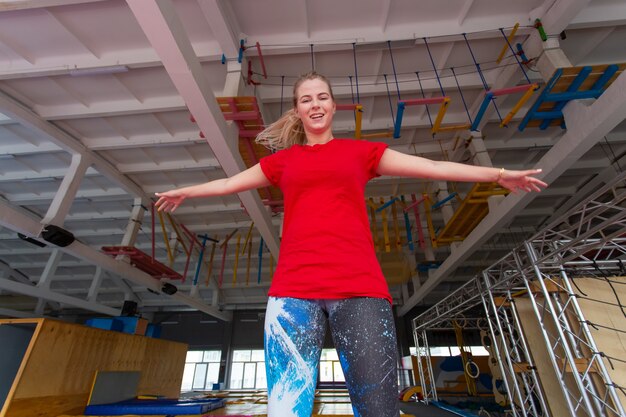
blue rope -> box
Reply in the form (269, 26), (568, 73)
(387, 40), (402, 100)
(492, 96), (504, 122)
(450, 67), (472, 124)
(352, 43), (360, 103)
(383, 74), (395, 125)
(423, 38), (445, 96)
(192, 235), (209, 286)
(463, 33), (503, 123)
(499, 28), (531, 84)
(415, 72), (433, 128)
(462, 33), (489, 91)
(310, 44), (315, 70)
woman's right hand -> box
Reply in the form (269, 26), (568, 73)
(154, 189), (188, 212)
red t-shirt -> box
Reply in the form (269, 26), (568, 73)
(259, 138), (391, 303)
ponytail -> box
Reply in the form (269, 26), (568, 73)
(255, 108), (307, 151)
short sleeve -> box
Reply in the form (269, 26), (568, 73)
(259, 149), (289, 187)
(365, 141), (388, 179)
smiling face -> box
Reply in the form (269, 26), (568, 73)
(293, 77), (336, 138)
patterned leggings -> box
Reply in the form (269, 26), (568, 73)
(264, 296), (400, 417)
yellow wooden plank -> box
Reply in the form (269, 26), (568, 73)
(369, 198), (379, 252)
(381, 197), (391, 252)
(233, 234), (241, 285)
(391, 197), (402, 252)
(436, 182), (509, 245)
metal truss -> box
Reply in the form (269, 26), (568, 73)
(479, 274), (548, 416)
(412, 325), (438, 404)
(411, 172), (626, 416)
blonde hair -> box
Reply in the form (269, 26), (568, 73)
(256, 71), (335, 150)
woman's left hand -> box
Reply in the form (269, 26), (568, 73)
(498, 168), (547, 193)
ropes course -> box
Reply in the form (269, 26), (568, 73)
(242, 26), (542, 141)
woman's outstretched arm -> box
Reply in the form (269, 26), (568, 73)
(377, 148), (547, 193)
(155, 163), (271, 212)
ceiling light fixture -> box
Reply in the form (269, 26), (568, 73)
(69, 65), (129, 77)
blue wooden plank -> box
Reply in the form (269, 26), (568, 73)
(432, 192), (458, 209)
(518, 68), (563, 132)
(590, 64), (619, 91)
(400, 196), (414, 252)
(544, 90), (602, 102)
(540, 66), (592, 129)
(470, 93), (492, 131)
(393, 101), (405, 138)
(375, 197), (400, 213)
(532, 111), (565, 120)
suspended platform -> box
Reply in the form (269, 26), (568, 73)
(214, 96), (283, 206)
(518, 63), (626, 131)
(428, 183), (509, 247)
(216, 96), (264, 136)
(101, 246), (183, 280)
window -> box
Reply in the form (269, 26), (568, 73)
(409, 346), (490, 357)
(229, 349), (266, 389)
(319, 349), (345, 383)
(430, 346), (452, 356)
(469, 345), (489, 356)
(181, 350), (222, 392)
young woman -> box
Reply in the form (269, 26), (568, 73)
(155, 72), (546, 417)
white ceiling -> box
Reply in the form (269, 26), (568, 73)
(0, 0), (625, 321)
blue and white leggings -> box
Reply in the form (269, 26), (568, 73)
(264, 296), (400, 417)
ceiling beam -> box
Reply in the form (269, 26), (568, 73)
(0, 142), (61, 156)
(0, 260), (32, 285)
(0, 198), (233, 321)
(198, 0), (241, 59)
(0, 0), (106, 11)
(126, 0), (280, 258)
(116, 158), (220, 174)
(568, 1), (626, 29)
(0, 307), (40, 318)
(457, 0), (476, 26)
(0, 276), (119, 315)
(0, 91), (149, 201)
(0, 24), (530, 81)
(380, 0), (392, 33)
(35, 96), (186, 120)
(83, 134), (203, 151)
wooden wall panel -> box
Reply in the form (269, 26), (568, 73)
(516, 298), (577, 417)
(0, 318), (187, 417)
(574, 277), (626, 413)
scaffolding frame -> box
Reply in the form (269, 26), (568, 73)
(412, 171), (626, 417)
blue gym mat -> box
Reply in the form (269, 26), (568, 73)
(84, 397), (225, 415)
